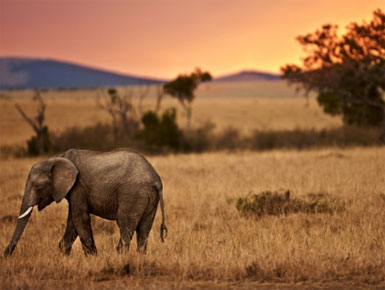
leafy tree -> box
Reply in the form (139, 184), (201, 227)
(281, 9), (385, 140)
(164, 68), (212, 132)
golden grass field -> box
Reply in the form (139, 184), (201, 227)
(0, 81), (341, 146)
(0, 82), (384, 289)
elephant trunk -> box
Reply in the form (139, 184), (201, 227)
(4, 193), (35, 257)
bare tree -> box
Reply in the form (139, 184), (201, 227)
(134, 85), (151, 118)
(97, 88), (120, 139)
(97, 86), (150, 139)
(15, 90), (48, 155)
(154, 85), (165, 114)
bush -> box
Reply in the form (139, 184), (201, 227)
(216, 127), (242, 151)
(0, 145), (26, 158)
(7, 106), (380, 158)
(3, 122), (382, 158)
(137, 108), (183, 152)
(51, 122), (137, 153)
(51, 109), (184, 154)
(182, 121), (216, 152)
(235, 190), (345, 218)
(250, 126), (382, 150)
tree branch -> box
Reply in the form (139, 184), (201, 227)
(15, 103), (39, 133)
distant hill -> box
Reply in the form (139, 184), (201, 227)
(0, 57), (282, 90)
(214, 70), (280, 82)
(0, 57), (164, 90)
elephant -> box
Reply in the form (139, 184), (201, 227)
(4, 148), (167, 256)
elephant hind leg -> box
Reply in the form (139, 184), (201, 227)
(116, 216), (141, 253)
(136, 207), (157, 253)
(116, 185), (155, 253)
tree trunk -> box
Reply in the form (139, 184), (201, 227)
(37, 130), (45, 155)
(155, 89), (163, 113)
(15, 93), (48, 156)
(186, 104), (192, 134)
(120, 113), (128, 138)
(381, 106), (385, 144)
(111, 115), (119, 141)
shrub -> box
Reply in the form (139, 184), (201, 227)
(0, 145), (26, 158)
(250, 126), (382, 150)
(51, 122), (137, 153)
(137, 108), (183, 152)
(183, 121), (216, 152)
(26, 126), (51, 156)
(235, 190), (345, 218)
(11, 109), (381, 158)
(216, 127), (242, 151)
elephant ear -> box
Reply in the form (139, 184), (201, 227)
(50, 157), (78, 203)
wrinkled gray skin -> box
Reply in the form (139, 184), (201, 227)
(4, 148), (167, 256)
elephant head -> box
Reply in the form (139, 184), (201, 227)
(4, 157), (78, 256)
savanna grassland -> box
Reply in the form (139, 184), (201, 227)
(0, 81), (341, 146)
(0, 82), (384, 289)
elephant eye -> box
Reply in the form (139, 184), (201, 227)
(34, 183), (44, 190)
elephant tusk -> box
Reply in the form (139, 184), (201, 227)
(18, 206), (33, 219)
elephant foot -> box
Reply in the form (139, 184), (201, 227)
(116, 240), (130, 254)
(4, 244), (15, 257)
(82, 245), (97, 256)
(58, 240), (64, 251)
(137, 244), (147, 254)
(116, 245), (129, 254)
(84, 250), (97, 256)
(58, 240), (72, 255)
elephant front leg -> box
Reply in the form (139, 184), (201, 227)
(72, 211), (97, 256)
(58, 210), (78, 255)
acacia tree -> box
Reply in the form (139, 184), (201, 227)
(281, 9), (385, 140)
(164, 68), (212, 132)
(15, 90), (50, 155)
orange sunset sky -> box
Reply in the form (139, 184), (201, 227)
(0, 0), (383, 79)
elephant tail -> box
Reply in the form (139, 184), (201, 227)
(158, 188), (168, 242)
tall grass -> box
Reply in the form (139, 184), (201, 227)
(0, 148), (384, 288)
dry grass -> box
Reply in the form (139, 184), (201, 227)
(0, 148), (384, 289)
(0, 82), (341, 146)
(0, 83), (383, 288)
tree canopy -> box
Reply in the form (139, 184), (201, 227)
(281, 9), (385, 128)
(164, 68), (212, 130)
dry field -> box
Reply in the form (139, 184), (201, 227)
(0, 82), (384, 289)
(0, 81), (341, 146)
(0, 148), (384, 289)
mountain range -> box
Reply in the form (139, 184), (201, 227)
(0, 57), (280, 90)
